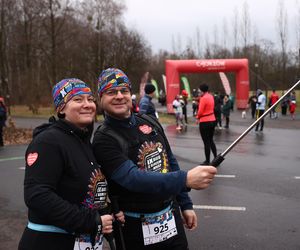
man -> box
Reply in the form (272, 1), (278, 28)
(92, 68), (217, 250)
(255, 89), (266, 131)
(139, 83), (158, 118)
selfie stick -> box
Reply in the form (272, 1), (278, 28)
(211, 80), (300, 167)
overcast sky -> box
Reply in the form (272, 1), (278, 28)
(124, 0), (299, 53)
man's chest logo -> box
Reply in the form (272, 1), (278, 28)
(137, 141), (168, 173)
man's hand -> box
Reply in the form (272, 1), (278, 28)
(186, 165), (217, 190)
(182, 209), (197, 230)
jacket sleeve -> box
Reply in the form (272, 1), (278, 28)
(93, 132), (190, 196)
(139, 97), (149, 114)
(167, 150), (193, 211)
(24, 140), (99, 234)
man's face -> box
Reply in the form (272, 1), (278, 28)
(100, 86), (132, 119)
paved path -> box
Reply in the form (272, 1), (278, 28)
(0, 105), (299, 250)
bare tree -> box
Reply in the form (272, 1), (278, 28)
(39, 0), (73, 86)
(0, 0), (16, 97)
(231, 6), (239, 56)
(276, 0), (288, 84)
(240, 1), (251, 56)
(195, 26), (202, 58)
(222, 17), (228, 50)
(295, 0), (300, 76)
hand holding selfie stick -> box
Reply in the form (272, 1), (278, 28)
(110, 196), (126, 250)
(211, 80), (300, 167)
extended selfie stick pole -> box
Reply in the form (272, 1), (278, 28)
(211, 80), (300, 167)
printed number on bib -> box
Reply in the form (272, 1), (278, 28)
(142, 209), (177, 246)
(74, 234), (103, 250)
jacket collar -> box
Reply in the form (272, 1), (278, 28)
(105, 113), (136, 128)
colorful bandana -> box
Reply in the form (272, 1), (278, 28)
(97, 68), (131, 96)
(52, 78), (92, 110)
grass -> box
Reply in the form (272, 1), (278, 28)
(9, 105), (177, 124)
(10, 105), (55, 118)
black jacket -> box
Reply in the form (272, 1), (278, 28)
(24, 118), (106, 235)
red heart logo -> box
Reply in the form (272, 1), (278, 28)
(27, 152), (38, 167)
(139, 125), (152, 134)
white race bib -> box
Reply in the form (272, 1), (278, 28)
(142, 209), (177, 246)
(73, 234), (103, 250)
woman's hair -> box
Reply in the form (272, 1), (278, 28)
(57, 112), (66, 119)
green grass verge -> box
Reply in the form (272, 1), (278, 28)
(10, 105), (180, 125)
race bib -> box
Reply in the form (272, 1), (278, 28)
(142, 209), (177, 246)
(73, 234), (103, 250)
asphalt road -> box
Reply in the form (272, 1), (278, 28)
(0, 111), (299, 250)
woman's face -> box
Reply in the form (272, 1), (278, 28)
(62, 94), (96, 128)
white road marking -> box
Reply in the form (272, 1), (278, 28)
(193, 205), (246, 211)
(215, 174), (236, 178)
(19, 167), (25, 170)
(294, 176), (300, 179)
(0, 156), (23, 162)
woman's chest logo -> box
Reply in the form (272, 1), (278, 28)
(137, 141), (168, 173)
(83, 169), (108, 209)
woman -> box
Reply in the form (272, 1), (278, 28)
(18, 78), (124, 250)
(196, 84), (217, 165)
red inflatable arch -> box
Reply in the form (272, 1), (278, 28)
(165, 59), (249, 113)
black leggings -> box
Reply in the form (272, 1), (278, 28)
(199, 121), (217, 163)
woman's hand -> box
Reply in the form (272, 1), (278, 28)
(101, 214), (113, 234)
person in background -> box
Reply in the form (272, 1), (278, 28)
(289, 91), (297, 120)
(213, 92), (222, 129)
(248, 94), (257, 119)
(281, 91), (289, 116)
(192, 98), (198, 117)
(181, 89), (189, 124)
(139, 83), (158, 119)
(222, 94), (231, 129)
(93, 68), (217, 250)
(18, 78), (124, 250)
(158, 89), (166, 106)
(131, 94), (139, 113)
(255, 89), (266, 132)
(173, 94), (185, 130)
(196, 84), (217, 165)
(229, 94), (235, 111)
(0, 97), (7, 147)
(269, 89), (279, 119)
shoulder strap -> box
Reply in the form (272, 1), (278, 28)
(137, 114), (164, 134)
(137, 114), (171, 149)
(95, 114), (168, 155)
(96, 122), (128, 156)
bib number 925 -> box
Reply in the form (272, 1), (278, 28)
(154, 223), (169, 234)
